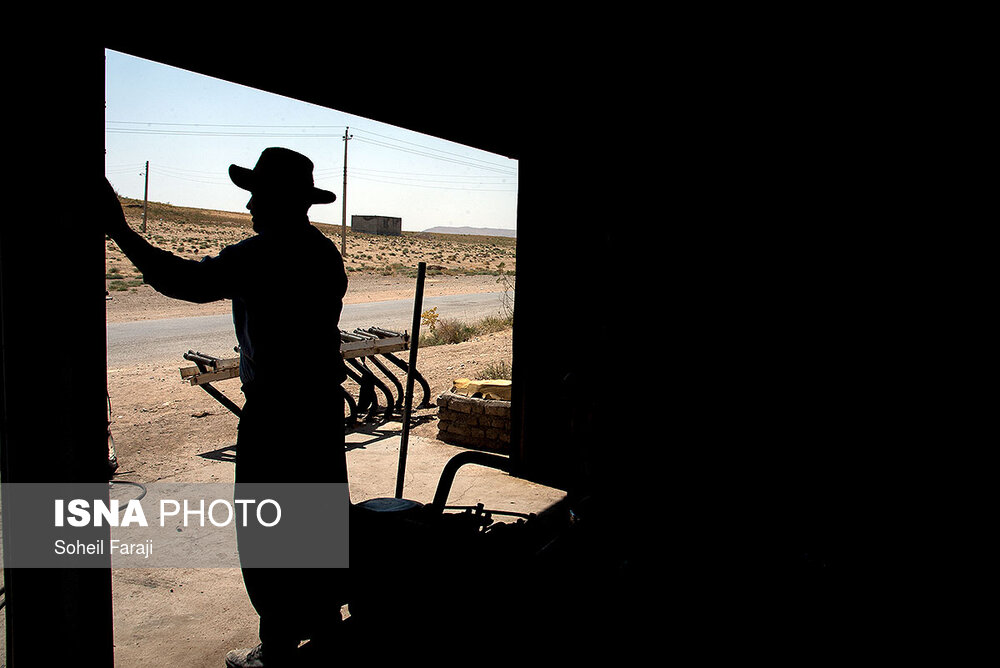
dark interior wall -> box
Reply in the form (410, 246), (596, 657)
(1, 26), (889, 661)
(3, 35), (633, 663)
(2, 41), (114, 666)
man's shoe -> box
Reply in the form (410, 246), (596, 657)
(225, 643), (297, 667)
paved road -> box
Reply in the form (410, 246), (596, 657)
(107, 291), (510, 367)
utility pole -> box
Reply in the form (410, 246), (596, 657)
(341, 127), (352, 256)
(141, 161), (149, 233)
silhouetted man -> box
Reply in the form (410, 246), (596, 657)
(102, 147), (349, 667)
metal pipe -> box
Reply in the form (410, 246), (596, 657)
(428, 451), (511, 514)
(395, 262), (426, 498)
(341, 386), (358, 425)
(369, 355), (404, 408)
(358, 359), (395, 418)
(366, 326), (404, 339)
(199, 382), (242, 417)
(443, 505), (534, 521)
(346, 359), (380, 420)
(383, 352), (432, 408)
(184, 351), (217, 367)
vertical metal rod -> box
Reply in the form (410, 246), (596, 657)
(341, 127), (350, 256)
(395, 261), (426, 499)
(142, 160), (149, 233)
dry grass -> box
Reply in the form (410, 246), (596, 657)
(109, 197), (517, 291)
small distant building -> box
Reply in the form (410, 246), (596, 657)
(351, 215), (402, 236)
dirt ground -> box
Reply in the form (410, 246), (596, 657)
(104, 200), (517, 306)
(106, 272), (513, 474)
(97, 272), (538, 667)
(105, 272), (509, 323)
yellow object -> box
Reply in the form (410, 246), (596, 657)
(451, 378), (512, 401)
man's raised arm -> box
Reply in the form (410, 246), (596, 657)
(101, 178), (228, 304)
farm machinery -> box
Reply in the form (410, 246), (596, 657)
(179, 326), (432, 426)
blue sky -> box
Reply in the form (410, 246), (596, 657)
(103, 49), (518, 232)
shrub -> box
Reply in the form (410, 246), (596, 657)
(421, 318), (476, 346)
(432, 318), (476, 345)
(421, 307), (439, 332)
(476, 314), (514, 334)
(108, 279), (144, 291)
(476, 360), (512, 380)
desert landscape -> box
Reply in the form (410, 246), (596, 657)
(73, 198), (536, 666)
(106, 197), (516, 295)
(105, 196), (518, 481)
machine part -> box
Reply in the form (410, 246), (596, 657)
(341, 386), (358, 425)
(339, 328), (430, 421)
(183, 350), (217, 367)
(340, 330), (407, 359)
(368, 354), (404, 409)
(428, 450), (511, 515)
(355, 497), (423, 513)
(200, 382), (243, 417)
(178, 322), (430, 429)
(382, 352), (432, 408)
(362, 326), (405, 338)
(443, 505), (535, 521)
(350, 328), (405, 411)
(182, 351), (243, 417)
(347, 357), (394, 419)
(345, 362), (379, 420)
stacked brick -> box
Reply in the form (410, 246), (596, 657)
(435, 390), (511, 453)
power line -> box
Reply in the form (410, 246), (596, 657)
(104, 165), (146, 176)
(349, 174), (516, 192)
(107, 128), (344, 139)
(353, 137), (515, 174)
(349, 166), (516, 181)
(107, 121), (347, 130)
(348, 170), (516, 188)
(352, 127), (516, 172)
(106, 120), (517, 174)
(105, 120), (519, 215)
(315, 166), (514, 181)
(118, 162), (514, 192)
(147, 165), (231, 186)
(150, 164), (232, 177)
(352, 133), (516, 172)
(351, 176), (514, 187)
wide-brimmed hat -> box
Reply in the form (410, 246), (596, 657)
(229, 147), (336, 204)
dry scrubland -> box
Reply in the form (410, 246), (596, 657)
(104, 198), (518, 443)
(106, 198), (517, 292)
(86, 201), (522, 668)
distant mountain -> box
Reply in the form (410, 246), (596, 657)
(421, 226), (516, 238)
